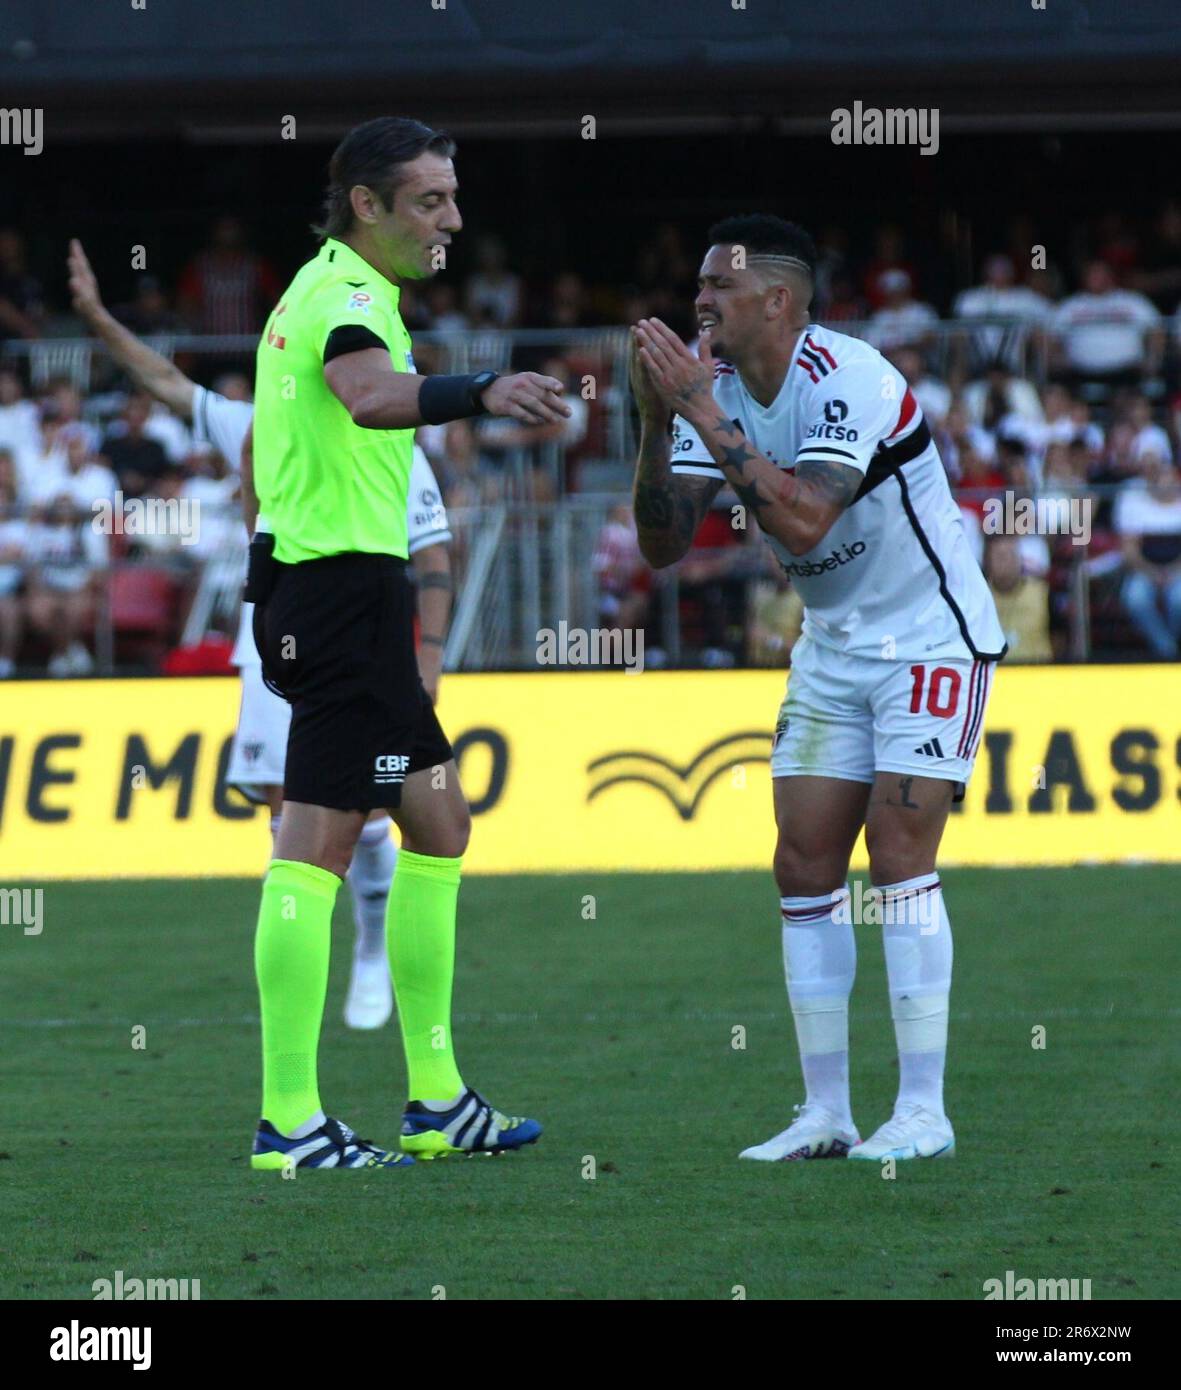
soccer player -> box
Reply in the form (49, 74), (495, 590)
(631, 215), (1005, 1163)
(243, 116), (562, 1169)
(65, 239), (447, 1030)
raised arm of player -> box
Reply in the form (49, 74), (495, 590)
(324, 349), (573, 430)
(67, 239), (195, 419)
(634, 317), (861, 557)
(411, 541), (452, 703)
(629, 327), (722, 568)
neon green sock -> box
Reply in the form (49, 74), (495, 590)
(254, 858), (340, 1135)
(387, 848), (464, 1101)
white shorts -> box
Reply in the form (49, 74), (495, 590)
(771, 634), (997, 796)
(226, 662), (290, 800)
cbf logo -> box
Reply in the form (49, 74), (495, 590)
(808, 398), (858, 442)
(374, 754), (410, 786)
(348, 291), (372, 313)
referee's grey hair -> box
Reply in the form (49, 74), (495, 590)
(314, 117), (456, 241)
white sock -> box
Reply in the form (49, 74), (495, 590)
(348, 815), (397, 961)
(780, 890), (856, 1127)
(878, 872), (952, 1119)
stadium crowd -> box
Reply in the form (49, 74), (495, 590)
(2, 204), (1181, 675)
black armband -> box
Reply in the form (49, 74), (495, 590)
(418, 372), (497, 425)
(416, 571), (453, 591)
(324, 324), (388, 363)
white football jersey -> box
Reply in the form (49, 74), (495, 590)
(191, 390), (452, 668)
(671, 323), (1005, 662)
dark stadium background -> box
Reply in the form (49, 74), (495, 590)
(4, 0), (1181, 324)
(3, 131), (1180, 329)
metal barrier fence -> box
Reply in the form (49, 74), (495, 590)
(5, 314), (1180, 500)
(3, 318), (1179, 673)
(0, 483), (1171, 676)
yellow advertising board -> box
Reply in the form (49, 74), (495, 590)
(0, 666), (1178, 878)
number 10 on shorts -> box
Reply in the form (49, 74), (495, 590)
(908, 665), (962, 718)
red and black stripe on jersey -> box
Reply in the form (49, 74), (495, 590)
(795, 333), (838, 383)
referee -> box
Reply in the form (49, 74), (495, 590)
(244, 117), (557, 1170)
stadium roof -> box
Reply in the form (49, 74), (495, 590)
(4, 0), (1181, 140)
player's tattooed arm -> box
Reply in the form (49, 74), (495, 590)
(632, 423), (723, 568)
(689, 408), (863, 555)
(631, 317), (863, 553)
(794, 458), (863, 509)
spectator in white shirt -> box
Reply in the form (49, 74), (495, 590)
(39, 378), (102, 455)
(868, 269), (938, 355)
(1124, 393), (1174, 465)
(143, 399), (193, 464)
(0, 451), (26, 677)
(24, 491), (108, 676)
(888, 346), (952, 428)
(592, 502), (647, 631)
(476, 355), (587, 499)
(963, 364), (1045, 434)
(31, 425), (117, 516)
(464, 234), (522, 328)
(1115, 452), (1181, 657)
(0, 365), (41, 459)
(179, 448), (238, 560)
(1051, 260), (1164, 391)
(424, 282), (470, 335)
(954, 254), (1050, 374)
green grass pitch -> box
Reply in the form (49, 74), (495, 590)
(2, 868), (1177, 1300)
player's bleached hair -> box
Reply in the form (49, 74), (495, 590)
(707, 214), (817, 307)
(315, 117), (456, 241)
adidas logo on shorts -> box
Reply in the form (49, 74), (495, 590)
(913, 738), (946, 758)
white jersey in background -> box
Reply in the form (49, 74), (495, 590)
(671, 322), (1006, 663)
(190, 387), (452, 669)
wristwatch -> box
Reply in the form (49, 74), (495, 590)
(469, 370), (499, 414)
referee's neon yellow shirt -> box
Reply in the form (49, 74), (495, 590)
(253, 237), (415, 563)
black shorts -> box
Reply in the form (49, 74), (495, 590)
(253, 551), (453, 811)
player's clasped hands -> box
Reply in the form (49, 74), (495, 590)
(482, 372), (572, 426)
(632, 317), (713, 411)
